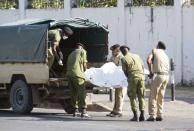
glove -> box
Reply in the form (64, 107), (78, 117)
(59, 52), (63, 60)
(58, 59), (63, 66)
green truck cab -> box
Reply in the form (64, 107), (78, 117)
(0, 18), (108, 114)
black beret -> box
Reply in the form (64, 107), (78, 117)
(76, 43), (85, 48)
(63, 27), (73, 36)
(158, 41), (166, 50)
(120, 45), (130, 51)
(110, 44), (120, 50)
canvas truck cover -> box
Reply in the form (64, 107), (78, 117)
(0, 24), (48, 63)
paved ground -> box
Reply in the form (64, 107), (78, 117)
(0, 87), (194, 131)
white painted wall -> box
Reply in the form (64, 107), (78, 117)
(0, 10), (20, 23)
(26, 9), (66, 19)
(182, 6), (194, 85)
(125, 6), (182, 83)
(0, 0), (193, 85)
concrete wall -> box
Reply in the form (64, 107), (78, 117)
(0, 0), (193, 85)
(124, 6), (183, 84)
(182, 6), (194, 85)
(26, 9), (66, 19)
(0, 10), (20, 23)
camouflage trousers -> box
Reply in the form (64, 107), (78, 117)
(128, 76), (145, 112)
(68, 76), (87, 110)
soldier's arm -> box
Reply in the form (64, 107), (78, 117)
(52, 30), (63, 61)
(147, 50), (154, 78)
(52, 43), (60, 61)
(82, 50), (88, 71)
(56, 46), (63, 60)
(83, 63), (87, 72)
(118, 55), (123, 66)
(140, 57), (144, 71)
(121, 58), (128, 78)
(107, 56), (113, 62)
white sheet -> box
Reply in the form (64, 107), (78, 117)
(84, 62), (150, 89)
(84, 62), (128, 88)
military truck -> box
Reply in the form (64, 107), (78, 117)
(0, 18), (108, 114)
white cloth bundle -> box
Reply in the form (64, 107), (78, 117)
(84, 62), (150, 89)
(84, 62), (128, 88)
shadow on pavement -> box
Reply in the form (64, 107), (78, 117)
(0, 109), (128, 122)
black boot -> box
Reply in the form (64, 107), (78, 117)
(156, 117), (163, 121)
(147, 116), (155, 121)
(130, 111), (138, 121)
(81, 108), (91, 118)
(73, 108), (79, 117)
(139, 110), (145, 121)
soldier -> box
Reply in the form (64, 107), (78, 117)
(147, 41), (169, 121)
(120, 46), (145, 122)
(66, 43), (89, 118)
(48, 27), (73, 68)
(106, 44), (127, 117)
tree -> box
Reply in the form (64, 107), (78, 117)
(0, 0), (18, 9)
(30, 0), (64, 9)
(132, 0), (173, 6)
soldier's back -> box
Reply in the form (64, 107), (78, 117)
(124, 53), (144, 78)
(66, 49), (86, 79)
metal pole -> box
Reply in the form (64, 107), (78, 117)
(170, 58), (175, 101)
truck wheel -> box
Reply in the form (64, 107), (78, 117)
(0, 98), (10, 109)
(10, 80), (33, 114)
(62, 99), (74, 114)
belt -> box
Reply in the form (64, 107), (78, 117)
(155, 72), (169, 75)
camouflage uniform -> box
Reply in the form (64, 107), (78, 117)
(110, 52), (127, 114)
(66, 49), (88, 110)
(121, 52), (145, 112)
(48, 29), (61, 68)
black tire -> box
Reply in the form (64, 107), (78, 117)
(10, 80), (33, 114)
(0, 98), (10, 109)
(62, 99), (74, 114)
